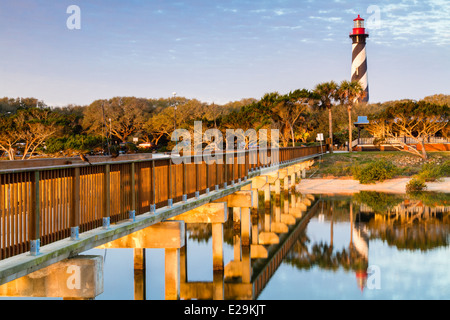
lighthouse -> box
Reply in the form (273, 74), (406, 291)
(350, 15), (369, 103)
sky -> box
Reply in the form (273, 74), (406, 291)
(0, 0), (449, 107)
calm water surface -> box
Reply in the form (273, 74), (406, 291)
(1, 191), (449, 300)
(89, 192), (450, 300)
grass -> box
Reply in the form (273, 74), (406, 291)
(311, 151), (450, 179)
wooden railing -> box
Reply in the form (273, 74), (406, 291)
(0, 146), (324, 261)
(354, 136), (450, 146)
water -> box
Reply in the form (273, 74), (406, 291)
(259, 203), (450, 300)
(1, 191), (449, 300)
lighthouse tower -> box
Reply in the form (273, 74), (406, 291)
(350, 15), (369, 103)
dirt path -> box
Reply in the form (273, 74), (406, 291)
(296, 177), (450, 194)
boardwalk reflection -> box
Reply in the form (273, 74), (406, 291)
(179, 190), (319, 300)
(0, 188), (448, 299)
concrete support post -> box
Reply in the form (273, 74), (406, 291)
(275, 179), (280, 195)
(180, 244), (187, 283)
(134, 248), (146, 270)
(274, 199), (281, 223)
(233, 206), (241, 220)
(134, 268), (146, 301)
(252, 189), (258, 209)
(212, 223), (224, 271)
(234, 234), (241, 261)
(296, 171), (301, 183)
(241, 246), (251, 284)
(252, 222), (259, 245)
(134, 248), (146, 301)
(264, 185), (270, 204)
(240, 207), (251, 247)
(284, 192), (289, 215)
(165, 248), (180, 300)
(213, 271), (224, 300)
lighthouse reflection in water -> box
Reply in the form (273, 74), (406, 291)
(258, 192), (450, 299)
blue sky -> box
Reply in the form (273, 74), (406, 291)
(0, 0), (449, 106)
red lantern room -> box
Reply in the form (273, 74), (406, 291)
(350, 15), (368, 36)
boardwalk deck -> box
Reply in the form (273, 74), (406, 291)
(0, 147), (324, 285)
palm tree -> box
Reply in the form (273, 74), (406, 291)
(314, 81), (338, 153)
(337, 80), (366, 152)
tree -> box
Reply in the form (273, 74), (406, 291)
(17, 108), (60, 159)
(82, 97), (153, 144)
(367, 101), (450, 160)
(272, 90), (312, 147)
(0, 97), (44, 115)
(422, 94), (450, 106)
(145, 108), (174, 146)
(443, 124), (450, 140)
(145, 98), (215, 149)
(337, 80), (366, 152)
(314, 81), (338, 153)
(204, 99), (254, 128)
(0, 115), (20, 160)
(0, 108), (60, 160)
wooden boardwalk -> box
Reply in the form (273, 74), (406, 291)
(0, 146), (324, 285)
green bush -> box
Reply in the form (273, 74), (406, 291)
(416, 161), (450, 182)
(441, 161), (450, 176)
(45, 135), (103, 154)
(417, 163), (444, 182)
(352, 160), (398, 184)
(44, 137), (66, 154)
(406, 177), (427, 193)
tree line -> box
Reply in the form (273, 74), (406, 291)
(0, 86), (448, 160)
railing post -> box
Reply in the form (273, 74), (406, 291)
(205, 159), (210, 194)
(30, 171), (40, 256)
(215, 156), (220, 191)
(129, 162), (136, 221)
(70, 167), (80, 240)
(103, 164), (111, 229)
(268, 149), (272, 167)
(150, 160), (156, 213)
(168, 159), (173, 207)
(223, 153), (228, 188)
(244, 151), (249, 180)
(182, 160), (187, 202)
(195, 157), (200, 198)
(231, 153), (235, 186)
(237, 151), (242, 183)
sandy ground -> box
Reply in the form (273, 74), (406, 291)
(296, 177), (450, 194)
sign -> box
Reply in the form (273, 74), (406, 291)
(316, 133), (324, 141)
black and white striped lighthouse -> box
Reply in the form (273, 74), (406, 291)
(350, 15), (369, 102)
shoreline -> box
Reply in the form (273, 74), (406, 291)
(296, 177), (450, 194)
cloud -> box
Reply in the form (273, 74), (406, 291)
(370, 0), (450, 46)
(309, 16), (343, 23)
(270, 25), (303, 31)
